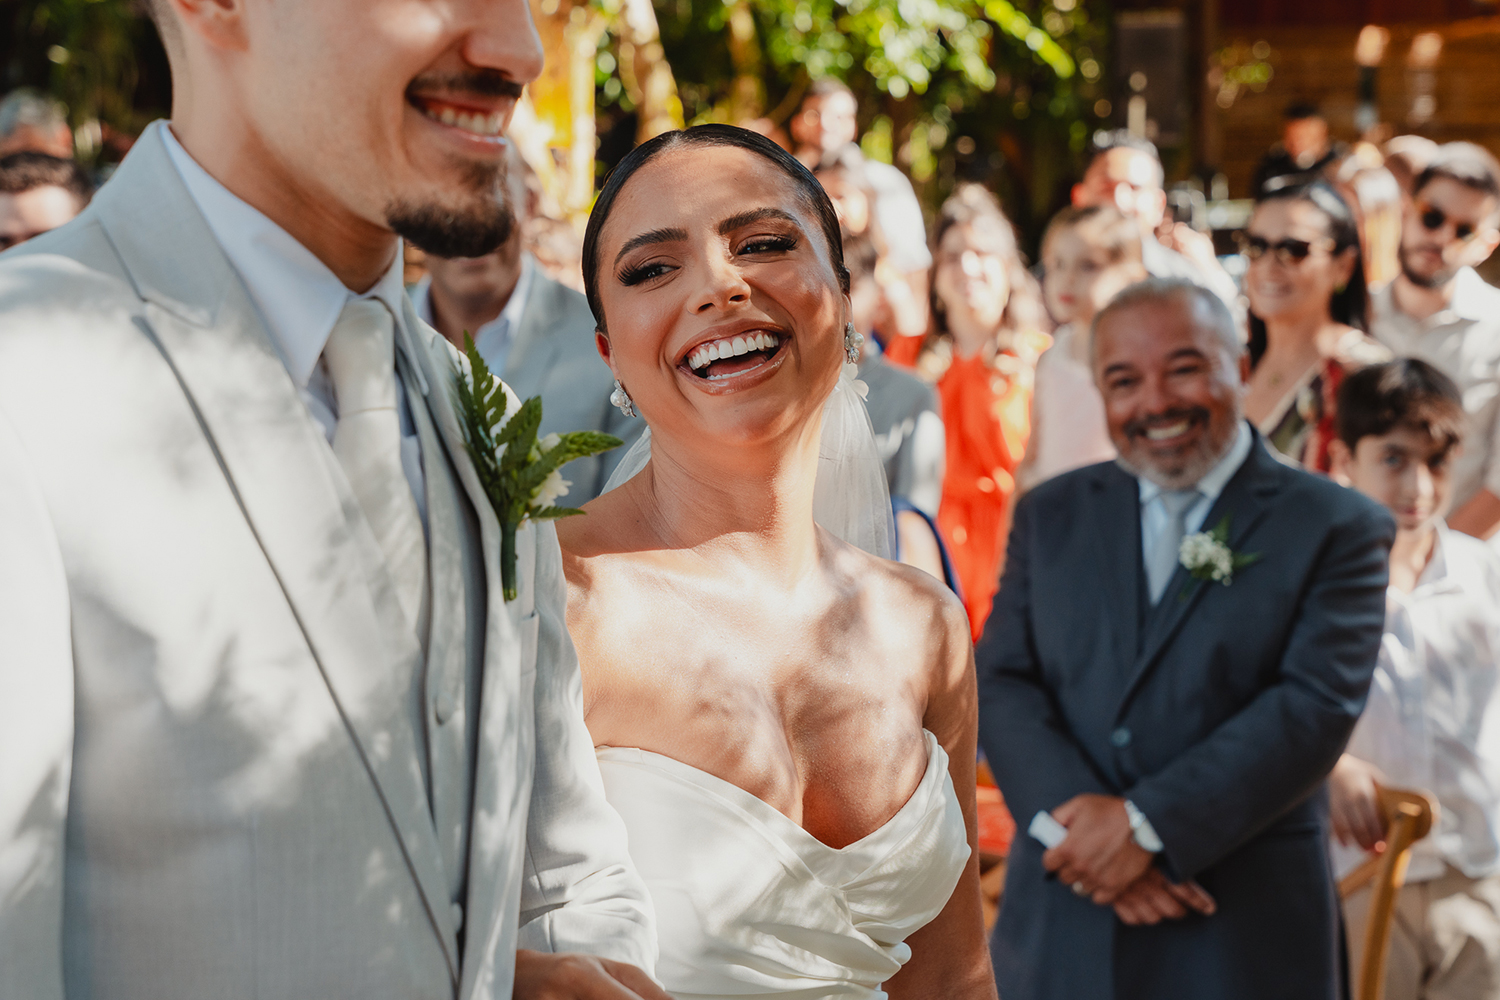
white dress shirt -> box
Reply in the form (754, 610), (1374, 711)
(1371, 269), (1500, 516)
(1333, 524), (1500, 882)
(160, 124), (426, 518)
(411, 254), (534, 376)
(1136, 420), (1255, 567)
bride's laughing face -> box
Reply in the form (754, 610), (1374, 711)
(594, 144), (847, 451)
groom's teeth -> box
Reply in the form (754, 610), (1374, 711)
(685, 332), (782, 371)
(421, 102), (505, 137)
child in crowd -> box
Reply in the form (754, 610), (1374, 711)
(1327, 359), (1500, 1000)
(1017, 205), (1147, 491)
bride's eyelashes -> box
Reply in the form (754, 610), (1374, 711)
(618, 258), (677, 286)
(737, 233), (798, 256)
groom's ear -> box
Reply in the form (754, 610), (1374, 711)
(168, 0), (250, 53)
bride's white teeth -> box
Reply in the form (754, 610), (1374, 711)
(707, 343), (721, 361)
(1145, 422), (1191, 441)
(683, 332), (784, 373)
(731, 337), (747, 356)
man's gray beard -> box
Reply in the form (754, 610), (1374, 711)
(1398, 244), (1453, 290)
(387, 158), (514, 259)
(1114, 417), (1240, 491)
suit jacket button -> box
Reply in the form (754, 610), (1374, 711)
(1111, 727), (1132, 748)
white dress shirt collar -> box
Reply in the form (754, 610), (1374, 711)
(159, 122), (410, 387)
(410, 254), (534, 371)
(1137, 419), (1255, 507)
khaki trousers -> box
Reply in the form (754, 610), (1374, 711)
(1344, 865), (1500, 1000)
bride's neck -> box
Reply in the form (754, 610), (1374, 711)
(633, 425), (825, 581)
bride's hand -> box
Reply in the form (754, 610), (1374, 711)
(514, 950), (673, 1000)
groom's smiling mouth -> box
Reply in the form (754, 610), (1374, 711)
(677, 326), (790, 388)
(409, 95), (508, 140)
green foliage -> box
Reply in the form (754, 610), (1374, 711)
(2, 0), (167, 161)
(451, 334), (622, 599)
(633, 0), (1112, 247)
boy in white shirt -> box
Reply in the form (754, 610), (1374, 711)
(1329, 358), (1500, 999)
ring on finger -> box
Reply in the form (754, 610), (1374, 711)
(1072, 881), (1088, 897)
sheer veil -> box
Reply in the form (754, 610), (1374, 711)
(600, 363), (896, 559)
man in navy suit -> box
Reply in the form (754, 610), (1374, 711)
(978, 278), (1394, 999)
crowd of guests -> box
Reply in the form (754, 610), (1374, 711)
(6, 71), (1500, 996)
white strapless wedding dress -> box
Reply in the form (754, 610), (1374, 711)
(596, 730), (970, 1000)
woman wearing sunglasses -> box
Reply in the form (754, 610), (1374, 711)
(1240, 178), (1390, 471)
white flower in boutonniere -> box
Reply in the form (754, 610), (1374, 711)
(1178, 514), (1262, 586)
(451, 335), (621, 601)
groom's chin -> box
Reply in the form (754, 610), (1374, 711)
(387, 200), (515, 259)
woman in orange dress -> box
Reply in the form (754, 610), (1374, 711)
(910, 187), (1049, 640)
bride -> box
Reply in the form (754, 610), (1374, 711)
(558, 124), (995, 1000)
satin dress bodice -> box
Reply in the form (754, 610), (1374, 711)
(596, 730), (970, 1000)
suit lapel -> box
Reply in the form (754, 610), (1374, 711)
(1122, 438), (1287, 708)
(93, 125), (459, 979)
(1089, 465), (1142, 677)
(397, 300), (537, 1000)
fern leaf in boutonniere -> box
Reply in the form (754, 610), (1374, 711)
(1178, 514), (1262, 588)
(451, 333), (622, 601)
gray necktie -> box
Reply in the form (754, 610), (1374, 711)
(1147, 489), (1201, 605)
(323, 299), (428, 634)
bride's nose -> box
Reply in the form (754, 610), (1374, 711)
(693, 252), (752, 314)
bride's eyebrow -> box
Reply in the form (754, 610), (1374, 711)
(717, 208), (800, 234)
(614, 226), (688, 268)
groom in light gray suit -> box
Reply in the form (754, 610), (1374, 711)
(0, 1), (666, 999)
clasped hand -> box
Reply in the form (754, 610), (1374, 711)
(1041, 794), (1216, 926)
(515, 949), (672, 1000)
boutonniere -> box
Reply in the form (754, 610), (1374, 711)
(451, 334), (621, 601)
(1178, 514), (1262, 587)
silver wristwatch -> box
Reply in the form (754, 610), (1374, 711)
(1124, 799), (1164, 853)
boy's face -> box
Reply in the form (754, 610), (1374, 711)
(1043, 227), (1146, 327)
(1332, 425), (1456, 533)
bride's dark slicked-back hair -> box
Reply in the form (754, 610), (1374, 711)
(582, 124), (850, 332)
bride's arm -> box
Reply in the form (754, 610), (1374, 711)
(883, 584), (999, 1000)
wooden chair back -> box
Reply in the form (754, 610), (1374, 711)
(1337, 786), (1439, 1000)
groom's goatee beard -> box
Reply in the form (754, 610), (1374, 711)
(388, 160), (515, 259)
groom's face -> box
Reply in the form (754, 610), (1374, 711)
(215, 0), (543, 257)
(1095, 292), (1246, 490)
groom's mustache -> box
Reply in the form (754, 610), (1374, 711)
(407, 69), (526, 102)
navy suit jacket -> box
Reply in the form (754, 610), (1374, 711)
(977, 428), (1394, 1000)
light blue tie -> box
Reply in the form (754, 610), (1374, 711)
(1148, 489), (1201, 605)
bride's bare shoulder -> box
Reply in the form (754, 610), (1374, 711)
(831, 539), (970, 654)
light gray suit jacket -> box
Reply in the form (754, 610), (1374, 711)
(501, 274), (644, 503)
(0, 125), (655, 1000)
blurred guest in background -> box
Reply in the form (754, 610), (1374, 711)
(916, 185), (1049, 638)
(0, 89), (72, 159)
(1371, 142), (1500, 541)
(1241, 179), (1387, 473)
(815, 147), (927, 341)
(1018, 205), (1145, 491)
(1383, 135), (1439, 200)
(845, 232), (949, 583)
(411, 145), (643, 503)
(1327, 359), (1500, 1000)
(0, 151), (93, 251)
(1253, 102), (1344, 196)
(1072, 130), (1238, 309)
(790, 79), (932, 284)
